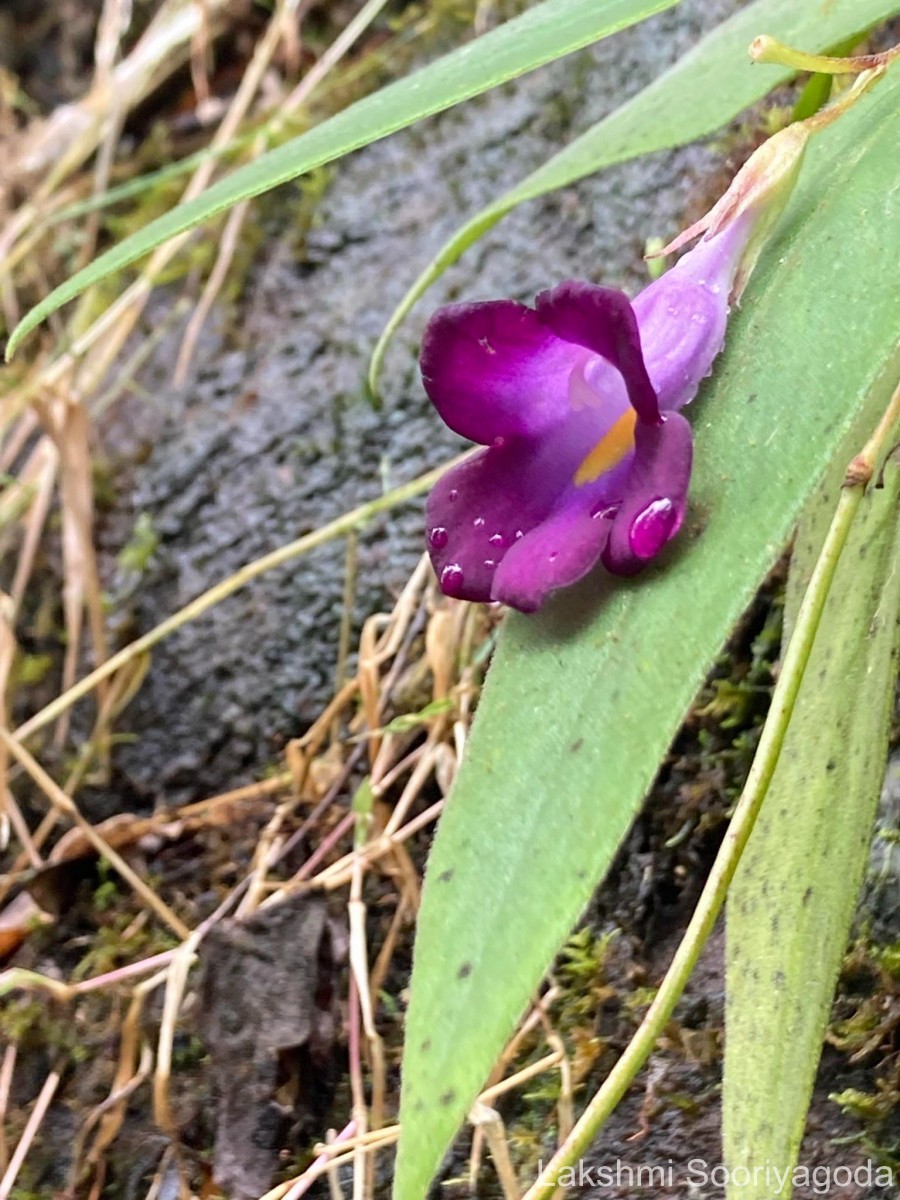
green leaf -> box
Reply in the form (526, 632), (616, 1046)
(394, 72), (900, 1200)
(369, 0), (900, 394)
(5, 0), (681, 360)
(722, 412), (900, 1199)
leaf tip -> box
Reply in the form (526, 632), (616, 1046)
(6, 306), (43, 361)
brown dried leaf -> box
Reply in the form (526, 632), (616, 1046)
(197, 894), (338, 1200)
(0, 890), (54, 961)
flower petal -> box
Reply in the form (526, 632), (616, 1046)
(425, 445), (559, 604)
(632, 276), (729, 413)
(490, 502), (614, 613)
(420, 300), (582, 445)
(535, 281), (660, 425)
(632, 219), (752, 412)
(602, 413), (693, 576)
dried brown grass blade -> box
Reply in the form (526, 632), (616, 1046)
(33, 394), (108, 744)
(0, 1069), (60, 1200)
(0, 725), (189, 939)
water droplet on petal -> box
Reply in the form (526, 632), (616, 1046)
(428, 526), (449, 550)
(448, 489), (459, 502)
(629, 498), (677, 560)
(548, 551), (559, 563)
(489, 532), (506, 547)
(514, 529), (524, 540)
(473, 516), (486, 527)
(483, 559), (496, 570)
(591, 501), (619, 521)
(440, 564), (465, 597)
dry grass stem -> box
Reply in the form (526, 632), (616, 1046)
(0, 725), (189, 938)
(468, 1104), (521, 1200)
(152, 936), (201, 1138)
(0, 1069), (60, 1200)
(0, 1044), (15, 1171)
(311, 799), (445, 891)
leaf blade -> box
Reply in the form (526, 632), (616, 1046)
(369, 0), (900, 393)
(5, 0), (680, 359)
(394, 71), (900, 1200)
(723, 403), (900, 1199)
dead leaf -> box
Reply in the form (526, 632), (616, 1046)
(0, 889), (54, 961)
(197, 894), (338, 1200)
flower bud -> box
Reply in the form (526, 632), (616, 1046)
(653, 122), (808, 301)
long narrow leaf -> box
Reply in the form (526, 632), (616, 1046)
(5, 0), (680, 359)
(369, 0), (900, 392)
(394, 72), (900, 1200)
(723, 419), (900, 1199)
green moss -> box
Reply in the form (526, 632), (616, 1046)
(70, 908), (178, 983)
(10, 652), (54, 688)
(830, 1086), (895, 1123)
(117, 511), (159, 576)
(0, 996), (88, 1063)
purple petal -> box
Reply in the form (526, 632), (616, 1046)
(632, 277), (729, 412)
(535, 281), (660, 425)
(633, 217), (753, 412)
(491, 502), (614, 614)
(426, 444), (560, 603)
(426, 365), (639, 606)
(602, 413), (693, 576)
(420, 300), (582, 445)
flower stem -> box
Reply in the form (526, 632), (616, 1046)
(798, 66), (887, 133)
(521, 378), (900, 1199)
(749, 35), (900, 76)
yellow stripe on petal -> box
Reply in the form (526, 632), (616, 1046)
(574, 407), (637, 485)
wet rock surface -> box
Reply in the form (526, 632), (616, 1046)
(99, 0), (742, 803)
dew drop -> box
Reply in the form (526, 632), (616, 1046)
(440, 563), (465, 597)
(548, 551), (559, 563)
(591, 501), (619, 521)
(428, 526), (449, 550)
(473, 516), (486, 528)
(489, 532), (506, 547)
(483, 559), (496, 570)
(629, 498), (677, 559)
(514, 529), (524, 540)
(448, 489), (459, 502)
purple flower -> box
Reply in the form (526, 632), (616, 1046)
(422, 211), (758, 613)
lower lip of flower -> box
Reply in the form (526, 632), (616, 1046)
(629, 497), (679, 559)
